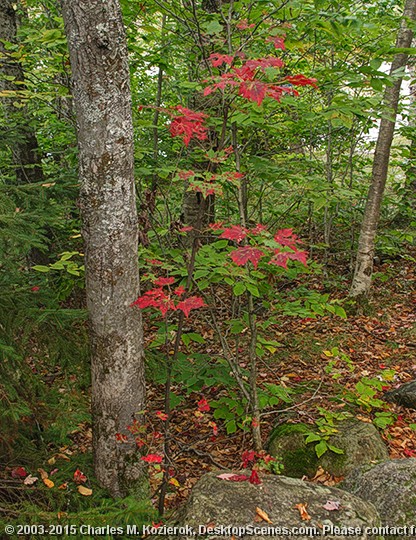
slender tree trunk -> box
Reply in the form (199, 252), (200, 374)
(0, 0), (44, 184)
(350, 0), (416, 299)
(61, 0), (146, 497)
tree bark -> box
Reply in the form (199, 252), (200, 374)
(350, 0), (416, 299)
(61, 0), (146, 497)
(0, 0), (44, 184)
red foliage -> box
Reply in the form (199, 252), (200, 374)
(154, 277), (176, 287)
(73, 468), (87, 484)
(285, 74), (317, 87)
(11, 467), (27, 479)
(197, 397), (210, 412)
(156, 411), (168, 421)
(266, 35), (286, 50)
(141, 454), (163, 464)
(274, 228), (299, 250)
(230, 246), (265, 268)
(131, 288), (175, 316)
(249, 469), (261, 485)
(269, 249), (308, 269)
(209, 53), (234, 67)
(241, 450), (256, 467)
(220, 225), (248, 243)
(169, 106), (208, 146)
(176, 296), (206, 318)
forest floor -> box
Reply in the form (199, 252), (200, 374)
(142, 252), (416, 512)
(2, 252), (416, 523)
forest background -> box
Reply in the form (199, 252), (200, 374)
(1, 0), (416, 533)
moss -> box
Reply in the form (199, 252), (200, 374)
(268, 423), (319, 478)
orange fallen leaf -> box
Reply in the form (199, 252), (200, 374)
(58, 482), (68, 490)
(77, 485), (93, 496)
(295, 502), (311, 521)
(43, 478), (54, 488)
(256, 507), (272, 524)
(169, 478), (180, 488)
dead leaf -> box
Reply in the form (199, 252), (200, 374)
(43, 478), (54, 488)
(78, 485), (93, 496)
(295, 503), (311, 521)
(256, 507), (272, 524)
(47, 457), (56, 465)
(216, 473), (249, 481)
(57, 512), (68, 520)
(37, 468), (49, 480)
(58, 482), (68, 490)
(323, 500), (341, 511)
(55, 453), (71, 461)
(23, 475), (38, 486)
(169, 478), (180, 487)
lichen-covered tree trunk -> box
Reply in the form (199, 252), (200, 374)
(61, 0), (146, 497)
(0, 0), (44, 184)
(350, 0), (416, 299)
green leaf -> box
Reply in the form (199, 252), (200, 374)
(327, 444), (344, 454)
(305, 433), (321, 444)
(204, 20), (223, 35)
(32, 265), (50, 273)
(246, 283), (260, 297)
(233, 282), (246, 296)
(315, 440), (328, 458)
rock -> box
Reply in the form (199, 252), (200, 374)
(172, 471), (380, 540)
(383, 380), (416, 410)
(342, 459), (416, 539)
(268, 420), (389, 478)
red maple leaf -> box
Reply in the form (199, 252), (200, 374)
(73, 468), (87, 484)
(174, 285), (186, 296)
(269, 249), (308, 269)
(266, 35), (286, 50)
(209, 221), (225, 230)
(131, 288), (176, 316)
(156, 411), (168, 421)
(176, 296), (206, 317)
(141, 454), (163, 464)
(197, 397), (210, 412)
(285, 74), (317, 87)
(154, 277), (176, 287)
(209, 53), (234, 67)
(250, 223), (268, 235)
(242, 450), (257, 468)
(220, 225), (248, 243)
(178, 226), (194, 233)
(169, 106), (208, 146)
(230, 246), (265, 268)
(115, 432), (128, 443)
(239, 80), (267, 106)
(274, 228), (299, 250)
(249, 469), (261, 485)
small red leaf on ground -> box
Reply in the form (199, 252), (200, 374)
(249, 469), (261, 485)
(73, 468), (87, 484)
(141, 454), (163, 464)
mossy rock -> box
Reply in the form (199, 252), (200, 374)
(268, 420), (389, 478)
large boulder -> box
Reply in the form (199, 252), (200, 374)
(342, 458), (416, 539)
(383, 380), (416, 410)
(170, 472), (380, 540)
(268, 420), (389, 478)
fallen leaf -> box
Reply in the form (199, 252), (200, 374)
(216, 473), (249, 482)
(323, 500), (341, 511)
(57, 511), (68, 520)
(295, 503), (311, 521)
(47, 457), (56, 465)
(43, 478), (54, 488)
(11, 467), (27, 478)
(169, 478), (180, 487)
(37, 468), (49, 480)
(256, 507), (272, 524)
(55, 453), (71, 461)
(23, 475), (38, 485)
(78, 485), (93, 496)
(58, 482), (68, 490)
(73, 468), (87, 483)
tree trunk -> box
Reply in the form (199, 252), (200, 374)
(61, 0), (146, 497)
(350, 0), (416, 299)
(0, 0), (44, 184)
